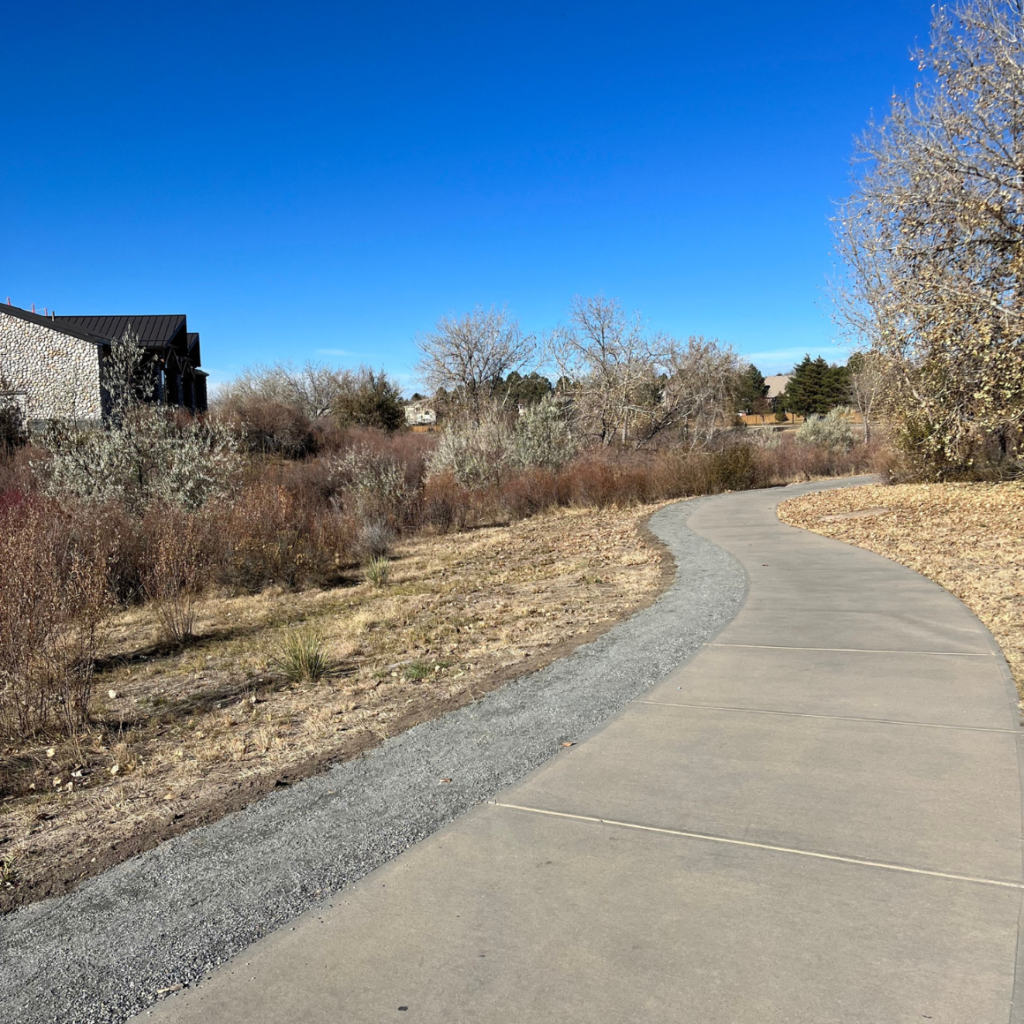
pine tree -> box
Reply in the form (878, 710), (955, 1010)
(822, 364), (852, 408)
(334, 369), (405, 432)
(734, 364), (769, 413)
(782, 356), (850, 416)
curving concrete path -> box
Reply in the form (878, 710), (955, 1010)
(139, 482), (1024, 1024)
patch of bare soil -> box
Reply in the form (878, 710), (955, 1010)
(0, 504), (673, 913)
(779, 482), (1024, 696)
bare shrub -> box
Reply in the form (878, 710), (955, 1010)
(418, 473), (472, 533)
(217, 396), (321, 459)
(0, 444), (40, 500)
(0, 498), (110, 739)
(355, 518), (395, 561)
(212, 481), (353, 592)
(497, 468), (559, 519)
(0, 383), (27, 456)
(143, 508), (207, 644)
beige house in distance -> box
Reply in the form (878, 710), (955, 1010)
(764, 374), (791, 409)
(404, 398), (437, 430)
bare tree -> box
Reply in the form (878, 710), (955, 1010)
(549, 295), (739, 449)
(663, 337), (744, 451)
(548, 295), (653, 446)
(216, 361), (350, 419)
(847, 351), (884, 444)
(416, 307), (536, 421)
(833, 0), (1024, 477)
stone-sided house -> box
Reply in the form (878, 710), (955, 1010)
(0, 302), (208, 427)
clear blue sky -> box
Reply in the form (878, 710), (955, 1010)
(2, 1), (930, 391)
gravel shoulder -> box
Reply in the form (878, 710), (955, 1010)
(0, 494), (748, 1024)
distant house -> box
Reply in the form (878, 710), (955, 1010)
(764, 374), (791, 410)
(0, 302), (208, 426)
(404, 398), (437, 430)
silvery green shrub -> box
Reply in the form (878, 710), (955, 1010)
(795, 406), (855, 452)
(428, 398), (579, 487)
(745, 427), (782, 450)
(506, 395), (578, 470)
(333, 444), (411, 521)
(44, 407), (237, 512)
(427, 414), (513, 487)
(41, 329), (237, 512)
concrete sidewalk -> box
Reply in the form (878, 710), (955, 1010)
(142, 483), (1024, 1024)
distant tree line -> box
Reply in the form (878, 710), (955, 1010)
(416, 298), (748, 451)
(214, 362), (406, 456)
(212, 300), (877, 463)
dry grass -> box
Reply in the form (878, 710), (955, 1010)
(0, 502), (670, 911)
(778, 482), (1024, 696)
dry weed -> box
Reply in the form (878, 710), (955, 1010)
(0, 502), (671, 910)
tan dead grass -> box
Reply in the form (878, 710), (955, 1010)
(0, 503), (671, 911)
(779, 482), (1024, 697)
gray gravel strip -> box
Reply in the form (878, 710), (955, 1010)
(1, 494), (748, 1024)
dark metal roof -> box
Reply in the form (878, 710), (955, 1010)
(54, 314), (187, 347)
(2, 305), (205, 369)
(0, 303), (108, 346)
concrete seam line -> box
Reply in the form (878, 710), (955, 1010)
(492, 801), (1024, 891)
(707, 642), (995, 658)
(633, 700), (1021, 734)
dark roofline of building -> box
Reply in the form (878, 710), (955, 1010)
(54, 314), (188, 348)
(0, 302), (109, 347)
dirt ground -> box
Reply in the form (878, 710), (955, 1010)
(778, 482), (1024, 698)
(0, 503), (673, 913)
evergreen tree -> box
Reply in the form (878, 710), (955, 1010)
(734, 363), (768, 413)
(334, 369), (405, 432)
(497, 371), (554, 407)
(782, 355), (850, 417)
(822, 364), (852, 408)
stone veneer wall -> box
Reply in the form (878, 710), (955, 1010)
(0, 310), (103, 423)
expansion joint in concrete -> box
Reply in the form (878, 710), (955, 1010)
(633, 699), (1022, 734)
(706, 642), (996, 658)
(491, 801), (1024, 892)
